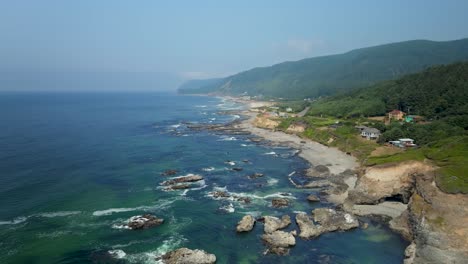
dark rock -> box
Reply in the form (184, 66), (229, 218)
(166, 184), (191, 190)
(248, 173), (264, 179)
(232, 167), (243, 171)
(161, 174), (203, 186)
(272, 198), (289, 208)
(127, 214), (164, 230)
(161, 169), (178, 176)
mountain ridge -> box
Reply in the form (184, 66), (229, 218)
(178, 38), (468, 98)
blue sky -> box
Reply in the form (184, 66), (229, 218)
(1, 0), (468, 90)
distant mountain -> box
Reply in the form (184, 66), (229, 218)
(178, 38), (468, 98)
(177, 78), (224, 94)
(308, 62), (468, 125)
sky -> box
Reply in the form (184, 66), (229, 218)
(1, 0), (468, 91)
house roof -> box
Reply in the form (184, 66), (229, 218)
(399, 138), (414, 142)
(363, 127), (381, 134)
(389, 109), (405, 115)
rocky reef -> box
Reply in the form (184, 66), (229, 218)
(161, 248), (216, 264)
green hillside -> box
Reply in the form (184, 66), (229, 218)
(307, 62), (468, 125)
(178, 38), (468, 98)
(177, 78), (224, 94)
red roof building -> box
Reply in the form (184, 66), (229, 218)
(388, 110), (406, 121)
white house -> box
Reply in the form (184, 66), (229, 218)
(361, 127), (381, 140)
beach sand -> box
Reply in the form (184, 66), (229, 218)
(235, 107), (357, 175)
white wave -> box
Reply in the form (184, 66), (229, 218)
(180, 189), (189, 196)
(219, 203), (235, 213)
(293, 210), (307, 214)
(93, 198), (180, 216)
(195, 105), (207, 108)
(0, 210), (83, 225)
(170, 124), (181, 128)
(218, 136), (237, 141)
(288, 171), (296, 177)
(126, 235), (188, 264)
(264, 151), (277, 155)
(231, 115), (241, 119)
(213, 186), (228, 192)
(267, 178), (279, 186)
(202, 167), (215, 172)
(0, 216), (28, 225)
(38, 211), (82, 218)
(108, 249), (127, 259)
(112, 224), (131, 230)
(240, 211), (262, 217)
(210, 118), (216, 121)
(224, 161), (236, 166)
(240, 144), (253, 147)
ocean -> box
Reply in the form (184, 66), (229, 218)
(0, 92), (408, 263)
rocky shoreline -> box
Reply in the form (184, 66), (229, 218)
(221, 97), (468, 263)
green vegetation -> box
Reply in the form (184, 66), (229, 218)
(179, 38), (468, 98)
(308, 62), (468, 125)
(281, 62), (468, 194)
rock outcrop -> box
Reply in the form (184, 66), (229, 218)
(161, 174), (204, 186)
(271, 198), (289, 208)
(307, 194), (320, 202)
(347, 161), (433, 204)
(263, 215), (291, 233)
(236, 215), (255, 232)
(126, 214), (164, 230)
(161, 248), (216, 264)
(295, 208), (358, 239)
(262, 230), (296, 255)
(404, 172), (468, 263)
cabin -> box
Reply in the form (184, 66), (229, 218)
(361, 127), (381, 140)
(389, 138), (417, 148)
(388, 110), (406, 121)
(286, 107), (293, 112)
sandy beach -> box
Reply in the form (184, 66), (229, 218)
(232, 99), (358, 175)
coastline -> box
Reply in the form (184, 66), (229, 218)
(224, 96), (357, 175)
(222, 96), (468, 263)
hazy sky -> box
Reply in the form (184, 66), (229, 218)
(1, 0), (468, 90)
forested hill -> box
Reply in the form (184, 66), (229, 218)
(308, 62), (468, 126)
(178, 38), (468, 98)
(177, 78), (224, 94)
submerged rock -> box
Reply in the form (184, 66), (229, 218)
(236, 215), (255, 232)
(232, 167), (243, 171)
(271, 198), (289, 208)
(262, 230), (296, 255)
(161, 248), (216, 264)
(161, 169), (178, 176)
(248, 173), (264, 179)
(263, 215), (291, 233)
(127, 214), (164, 230)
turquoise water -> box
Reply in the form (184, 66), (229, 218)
(0, 93), (408, 263)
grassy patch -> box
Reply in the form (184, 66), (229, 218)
(426, 136), (468, 194)
(365, 148), (426, 166)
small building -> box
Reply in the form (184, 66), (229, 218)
(388, 110), (406, 121)
(389, 138), (417, 148)
(361, 127), (381, 140)
(399, 138), (417, 147)
(278, 112), (289, 118)
(285, 107), (293, 112)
